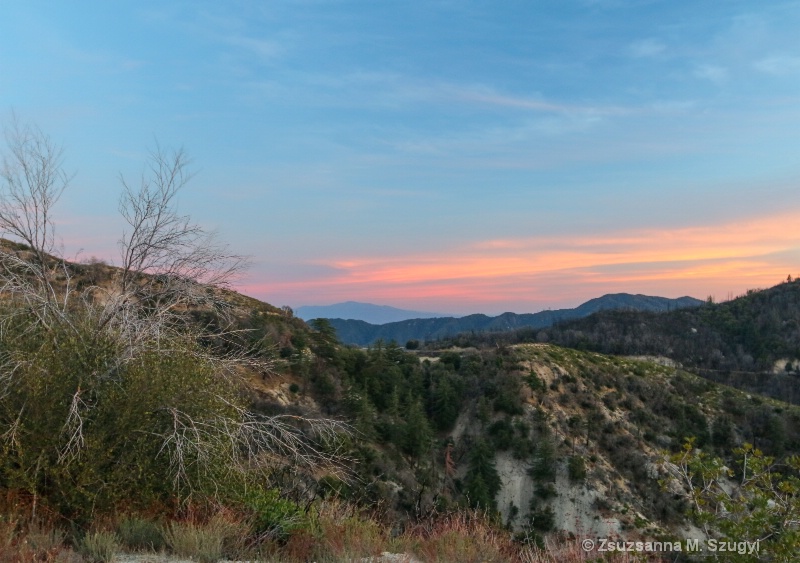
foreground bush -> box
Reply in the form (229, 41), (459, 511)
(115, 516), (165, 552)
(0, 121), (350, 524)
(0, 311), (244, 518)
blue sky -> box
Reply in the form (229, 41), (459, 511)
(3, 1), (800, 314)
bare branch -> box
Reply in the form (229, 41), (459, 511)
(156, 404), (354, 493)
(57, 388), (88, 463)
(0, 117), (74, 325)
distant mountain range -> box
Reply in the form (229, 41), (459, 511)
(295, 301), (449, 324)
(323, 293), (704, 346)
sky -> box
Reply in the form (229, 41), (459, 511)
(2, 0), (800, 315)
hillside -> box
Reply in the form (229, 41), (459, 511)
(327, 293), (703, 346)
(270, 334), (800, 559)
(503, 279), (800, 404)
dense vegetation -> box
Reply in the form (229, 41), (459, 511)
(281, 326), (800, 521)
(0, 308), (243, 519)
(542, 281), (800, 371)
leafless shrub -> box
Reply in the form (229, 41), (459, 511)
(0, 116), (70, 268)
(57, 388), (88, 464)
(158, 404), (352, 494)
(0, 117), (75, 335)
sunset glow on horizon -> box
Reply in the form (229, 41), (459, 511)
(239, 209), (800, 314)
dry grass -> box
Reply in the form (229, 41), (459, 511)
(317, 504), (386, 560)
(162, 509), (249, 563)
(278, 505), (524, 563)
(520, 536), (667, 562)
(115, 516), (165, 552)
(398, 510), (515, 563)
(0, 497), (672, 563)
(0, 518), (79, 563)
(0, 514), (17, 552)
(276, 499), (387, 562)
(80, 530), (119, 562)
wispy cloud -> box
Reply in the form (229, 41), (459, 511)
(225, 35), (284, 60)
(693, 64), (728, 83)
(753, 55), (800, 75)
(456, 88), (632, 116)
(629, 38), (666, 58)
(244, 69), (637, 118)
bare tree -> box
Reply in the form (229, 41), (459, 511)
(0, 117), (73, 327)
(0, 117), (69, 266)
(118, 144), (246, 303)
(86, 144), (251, 364)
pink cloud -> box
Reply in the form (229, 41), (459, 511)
(238, 210), (800, 313)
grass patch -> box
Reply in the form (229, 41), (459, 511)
(116, 515), (165, 551)
(163, 512), (248, 563)
(80, 530), (120, 563)
(401, 511), (514, 563)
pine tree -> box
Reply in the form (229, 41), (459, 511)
(402, 398), (432, 457)
(429, 376), (460, 431)
(464, 438), (501, 510)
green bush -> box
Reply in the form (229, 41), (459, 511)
(530, 438), (557, 482)
(568, 455), (587, 482)
(528, 504), (555, 532)
(0, 306), (245, 518)
(116, 516), (165, 551)
(525, 372), (546, 393)
(243, 487), (306, 542)
(670, 441), (800, 561)
(534, 483), (557, 500)
(487, 418), (515, 451)
(463, 439), (501, 510)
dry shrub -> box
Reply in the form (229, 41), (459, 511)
(0, 518), (77, 563)
(163, 509), (249, 563)
(80, 530), (119, 562)
(401, 510), (516, 563)
(0, 519), (21, 562)
(0, 515), (17, 551)
(24, 521), (66, 553)
(277, 527), (317, 562)
(273, 499), (389, 562)
(316, 500), (387, 560)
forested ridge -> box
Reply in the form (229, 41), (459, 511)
(327, 294), (703, 346)
(429, 279), (800, 402)
(545, 280), (800, 370)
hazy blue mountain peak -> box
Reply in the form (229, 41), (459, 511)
(295, 301), (450, 324)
